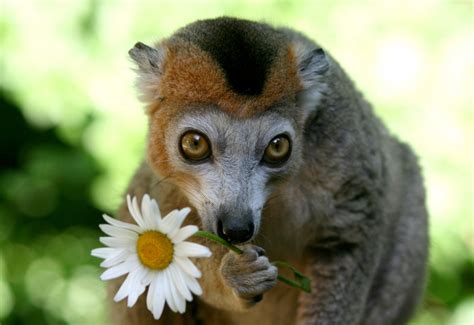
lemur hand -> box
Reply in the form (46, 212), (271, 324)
(220, 245), (278, 307)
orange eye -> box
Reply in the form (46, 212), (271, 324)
(262, 135), (291, 165)
(180, 131), (211, 161)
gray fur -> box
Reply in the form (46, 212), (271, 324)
(278, 29), (428, 324)
(128, 42), (165, 102)
(124, 17), (428, 325)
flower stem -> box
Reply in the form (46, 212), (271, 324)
(194, 230), (311, 293)
(194, 230), (243, 254)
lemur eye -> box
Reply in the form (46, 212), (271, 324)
(262, 134), (291, 166)
(180, 131), (211, 162)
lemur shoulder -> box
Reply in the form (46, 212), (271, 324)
(110, 17), (428, 325)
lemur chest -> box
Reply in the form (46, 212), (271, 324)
(204, 282), (302, 325)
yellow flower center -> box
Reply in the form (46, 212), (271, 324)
(136, 231), (174, 270)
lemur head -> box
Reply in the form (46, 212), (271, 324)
(130, 17), (330, 244)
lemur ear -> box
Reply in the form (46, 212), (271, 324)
(296, 48), (329, 89)
(129, 42), (165, 103)
(293, 43), (330, 117)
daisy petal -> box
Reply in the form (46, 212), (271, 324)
(99, 224), (138, 240)
(163, 269), (178, 312)
(168, 263), (192, 301)
(160, 208), (190, 236)
(141, 194), (156, 229)
(101, 264), (130, 281)
(91, 247), (116, 259)
(129, 284), (146, 307)
(182, 271), (203, 296)
(174, 242), (212, 258)
(127, 268), (147, 307)
(141, 194), (151, 219)
(100, 236), (135, 248)
(127, 195), (146, 228)
(102, 214), (141, 233)
(146, 275), (156, 312)
(174, 290), (186, 314)
(165, 267), (186, 313)
(133, 196), (147, 227)
(158, 210), (179, 233)
(174, 256), (202, 278)
(141, 269), (155, 287)
(172, 225), (198, 243)
(170, 208), (192, 238)
(100, 249), (128, 268)
(150, 198), (161, 221)
(100, 255), (139, 280)
(151, 273), (166, 319)
(114, 272), (134, 302)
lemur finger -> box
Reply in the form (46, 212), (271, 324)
(222, 252), (273, 276)
(246, 256), (271, 272)
(234, 265), (278, 287)
(235, 277), (277, 298)
(253, 246), (266, 256)
(253, 265), (278, 283)
(221, 247), (256, 267)
(239, 247), (259, 262)
(229, 255), (271, 274)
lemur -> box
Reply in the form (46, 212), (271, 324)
(110, 17), (428, 325)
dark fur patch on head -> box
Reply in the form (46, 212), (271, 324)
(173, 17), (284, 96)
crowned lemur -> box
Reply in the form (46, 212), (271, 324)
(110, 17), (429, 325)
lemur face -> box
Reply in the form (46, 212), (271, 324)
(130, 17), (329, 243)
(150, 106), (302, 244)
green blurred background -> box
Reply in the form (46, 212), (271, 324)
(0, 1), (472, 324)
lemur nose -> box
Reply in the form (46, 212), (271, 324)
(217, 218), (254, 244)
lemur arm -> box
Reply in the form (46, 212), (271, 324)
(193, 245), (246, 310)
(297, 237), (380, 324)
(296, 184), (384, 325)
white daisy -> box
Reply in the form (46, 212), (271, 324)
(91, 194), (211, 319)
